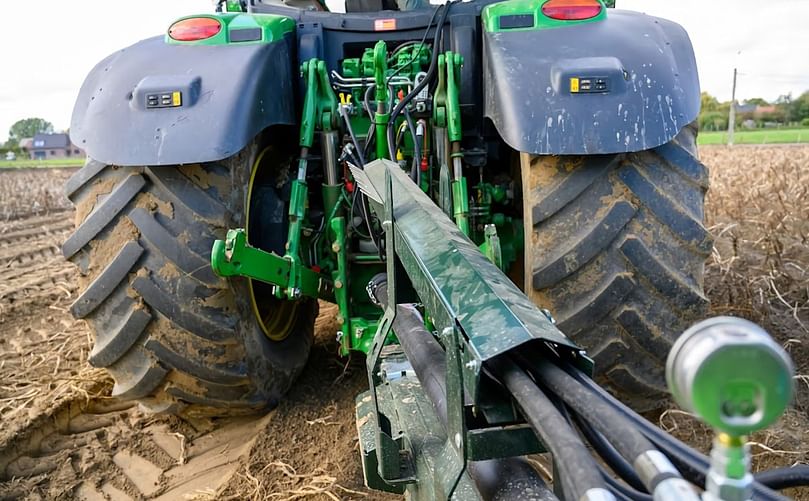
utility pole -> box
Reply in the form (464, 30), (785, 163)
(728, 68), (737, 146)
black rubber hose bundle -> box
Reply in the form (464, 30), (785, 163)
(489, 356), (609, 500)
(565, 367), (792, 501)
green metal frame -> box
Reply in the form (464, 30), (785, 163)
(358, 159), (586, 498)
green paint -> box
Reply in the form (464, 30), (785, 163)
(480, 224), (503, 270)
(225, 0), (245, 12)
(373, 41), (391, 160)
(166, 13), (295, 45)
(451, 178), (470, 236)
(211, 229), (320, 298)
(300, 59), (339, 148)
(330, 217), (351, 351)
(482, 0), (607, 33)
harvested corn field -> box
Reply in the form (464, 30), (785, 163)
(0, 148), (807, 499)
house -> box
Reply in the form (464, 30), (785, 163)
(29, 133), (84, 160)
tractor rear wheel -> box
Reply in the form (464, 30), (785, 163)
(521, 124), (711, 410)
(62, 140), (316, 416)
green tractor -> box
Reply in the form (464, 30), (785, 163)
(62, 0), (802, 499)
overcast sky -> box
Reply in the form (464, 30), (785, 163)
(1, 0), (807, 141)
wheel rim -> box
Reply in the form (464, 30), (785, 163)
(246, 146), (299, 342)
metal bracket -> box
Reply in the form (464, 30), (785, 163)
(365, 166), (416, 486)
(210, 229), (321, 298)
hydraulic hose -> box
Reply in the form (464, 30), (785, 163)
(569, 407), (647, 492)
(386, 2), (453, 157)
(489, 356), (612, 501)
(598, 465), (653, 501)
(522, 357), (695, 499)
(755, 465), (809, 490)
(565, 367), (790, 501)
(339, 105), (365, 166)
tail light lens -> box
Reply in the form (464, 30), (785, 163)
(169, 17), (222, 42)
(541, 0), (603, 21)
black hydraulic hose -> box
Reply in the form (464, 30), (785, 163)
(339, 105), (365, 166)
(755, 465), (809, 490)
(522, 357), (683, 494)
(369, 281), (554, 500)
(566, 367), (790, 501)
(386, 1), (453, 158)
(489, 356), (610, 500)
(570, 407), (647, 492)
(599, 469), (653, 501)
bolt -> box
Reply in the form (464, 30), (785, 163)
(334, 279), (343, 289)
(454, 433), (461, 449)
(335, 330), (343, 342)
(291, 288), (301, 299)
(332, 242), (341, 253)
(541, 308), (557, 325)
(336, 315), (345, 325)
(465, 360), (479, 372)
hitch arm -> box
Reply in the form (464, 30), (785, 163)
(211, 229), (321, 299)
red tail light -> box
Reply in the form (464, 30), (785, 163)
(169, 17), (222, 42)
(541, 0), (603, 21)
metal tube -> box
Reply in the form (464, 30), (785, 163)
(322, 131), (339, 186)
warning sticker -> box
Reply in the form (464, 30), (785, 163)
(374, 18), (397, 31)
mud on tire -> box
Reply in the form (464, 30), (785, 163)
(62, 142), (316, 415)
(521, 124), (711, 410)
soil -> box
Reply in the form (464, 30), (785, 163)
(0, 151), (807, 500)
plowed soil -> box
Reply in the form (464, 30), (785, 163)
(0, 149), (807, 500)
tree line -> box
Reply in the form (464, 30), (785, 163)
(700, 91), (809, 131)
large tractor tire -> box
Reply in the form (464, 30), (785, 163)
(62, 140), (317, 416)
(521, 124), (711, 410)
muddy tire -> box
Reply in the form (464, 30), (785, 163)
(521, 124), (711, 410)
(62, 141), (316, 416)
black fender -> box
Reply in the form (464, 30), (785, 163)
(70, 35), (296, 166)
(483, 10), (700, 155)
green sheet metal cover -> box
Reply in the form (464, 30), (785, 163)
(363, 160), (579, 361)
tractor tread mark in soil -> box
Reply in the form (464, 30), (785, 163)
(526, 124), (712, 409)
(63, 152), (316, 414)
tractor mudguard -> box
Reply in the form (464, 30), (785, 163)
(483, 9), (700, 155)
(70, 35), (296, 166)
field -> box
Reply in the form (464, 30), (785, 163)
(699, 128), (809, 145)
(0, 147), (807, 500)
(0, 159), (86, 169)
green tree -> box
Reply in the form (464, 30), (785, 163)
(789, 91), (809, 123)
(700, 92), (720, 112)
(8, 118), (54, 142)
(743, 97), (769, 107)
(699, 111), (727, 131)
